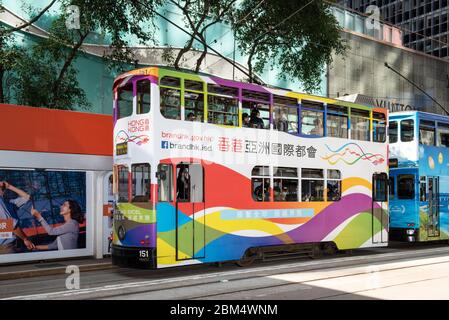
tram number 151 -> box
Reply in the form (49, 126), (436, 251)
(139, 250), (149, 259)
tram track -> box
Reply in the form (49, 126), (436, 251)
(3, 245), (449, 300)
(93, 251), (449, 300)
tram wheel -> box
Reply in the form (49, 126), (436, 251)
(322, 243), (337, 256)
(308, 245), (322, 259)
(235, 251), (257, 267)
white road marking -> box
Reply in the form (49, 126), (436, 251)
(3, 247), (449, 300)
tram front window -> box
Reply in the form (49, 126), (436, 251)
(389, 121), (398, 143)
(117, 82), (133, 119)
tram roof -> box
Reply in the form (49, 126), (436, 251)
(389, 110), (449, 123)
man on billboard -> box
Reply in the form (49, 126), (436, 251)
(0, 181), (35, 254)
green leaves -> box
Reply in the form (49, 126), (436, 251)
(234, 0), (347, 92)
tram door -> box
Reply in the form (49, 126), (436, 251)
(427, 177), (440, 237)
(372, 173), (388, 243)
(175, 163), (205, 260)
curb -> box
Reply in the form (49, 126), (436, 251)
(0, 262), (115, 281)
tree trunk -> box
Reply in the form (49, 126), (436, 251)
(195, 33), (207, 72)
(174, 37), (195, 69)
(52, 31), (89, 107)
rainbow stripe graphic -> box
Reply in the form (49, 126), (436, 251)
(115, 130), (149, 146)
(322, 143), (385, 166)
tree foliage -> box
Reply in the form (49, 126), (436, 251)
(234, 0), (347, 91)
(167, 0), (237, 72)
(2, 0), (162, 109)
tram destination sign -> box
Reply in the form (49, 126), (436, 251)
(116, 142), (128, 155)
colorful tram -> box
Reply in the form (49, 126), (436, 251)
(111, 66), (389, 269)
(389, 111), (449, 242)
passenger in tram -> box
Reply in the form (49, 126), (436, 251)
(31, 199), (83, 251)
(242, 113), (250, 127)
(187, 112), (196, 121)
(177, 167), (190, 201)
(275, 109), (289, 132)
(253, 182), (270, 201)
(273, 186), (282, 201)
(303, 193), (312, 202)
(0, 181), (35, 253)
(249, 108), (264, 129)
(310, 118), (323, 136)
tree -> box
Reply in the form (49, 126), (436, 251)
(167, 0), (237, 72)
(12, 16), (91, 109)
(0, 0), (59, 103)
(6, 0), (162, 109)
(234, 0), (347, 92)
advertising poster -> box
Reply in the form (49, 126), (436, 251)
(0, 169), (86, 255)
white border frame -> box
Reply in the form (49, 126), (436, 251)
(0, 150), (112, 264)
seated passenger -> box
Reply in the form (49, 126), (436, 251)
(275, 110), (289, 132)
(310, 118), (323, 136)
(242, 113), (250, 127)
(249, 108), (264, 129)
(187, 112), (196, 121)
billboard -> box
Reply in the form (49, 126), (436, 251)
(0, 169), (86, 256)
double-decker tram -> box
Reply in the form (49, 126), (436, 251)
(111, 66), (389, 268)
(389, 111), (449, 242)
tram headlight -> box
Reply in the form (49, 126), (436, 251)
(406, 229), (415, 235)
(118, 225), (126, 241)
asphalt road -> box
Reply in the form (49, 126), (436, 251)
(2, 242), (449, 300)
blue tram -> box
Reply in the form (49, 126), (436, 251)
(389, 111), (449, 242)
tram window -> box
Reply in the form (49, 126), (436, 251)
(373, 173), (388, 202)
(419, 120), (434, 145)
(208, 84), (239, 96)
(301, 168), (324, 202)
(243, 100), (270, 129)
(136, 79), (151, 114)
(185, 80), (203, 91)
(327, 169), (341, 201)
(350, 109), (370, 141)
(132, 163), (150, 202)
(397, 174), (415, 199)
(389, 176), (395, 199)
(327, 105), (348, 139)
(373, 112), (386, 142)
(160, 88), (181, 120)
(389, 121), (398, 143)
(158, 164), (173, 202)
(160, 76), (180, 87)
(420, 176), (427, 201)
(176, 165), (191, 202)
(118, 166), (129, 202)
(117, 82), (133, 119)
(252, 178), (270, 202)
(301, 110), (324, 136)
(252, 166), (270, 202)
(401, 119), (415, 142)
(242, 89), (270, 102)
(273, 167), (298, 202)
(184, 91), (204, 122)
(437, 122), (449, 147)
(273, 95), (298, 133)
(208, 95), (238, 126)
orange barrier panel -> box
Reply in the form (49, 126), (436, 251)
(0, 104), (112, 156)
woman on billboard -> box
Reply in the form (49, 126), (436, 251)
(31, 200), (83, 251)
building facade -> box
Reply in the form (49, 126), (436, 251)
(339, 0), (449, 58)
(331, 4), (449, 114)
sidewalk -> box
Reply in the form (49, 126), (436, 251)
(0, 257), (114, 281)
